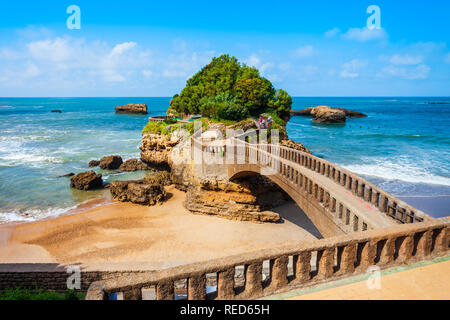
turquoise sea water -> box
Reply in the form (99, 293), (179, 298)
(0, 97), (449, 222)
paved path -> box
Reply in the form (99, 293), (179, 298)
(264, 256), (450, 300)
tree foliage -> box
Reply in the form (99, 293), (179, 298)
(169, 54), (292, 121)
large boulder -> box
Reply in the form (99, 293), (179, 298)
(115, 104), (147, 114)
(70, 171), (103, 190)
(119, 158), (150, 171)
(99, 155), (123, 170)
(110, 178), (166, 206)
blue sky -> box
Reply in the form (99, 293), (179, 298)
(0, 0), (449, 96)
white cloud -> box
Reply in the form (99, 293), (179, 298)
(110, 42), (137, 56)
(389, 54), (423, 65)
(381, 64), (430, 80)
(324, 28), (340, 38)
(340, 59), (367, 78)
(244, 54), (273, 76)
(246, 54), (261, 67)
(293, 45), (314, 58)
(27, 38), (72, 62)
(342, 27), (387, 42)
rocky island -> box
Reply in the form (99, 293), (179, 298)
(115, 103), (148, 114)
(290, 105), (367, 123)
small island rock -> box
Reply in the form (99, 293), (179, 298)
(115, 104), (148, 114)
(70, 171), (103, 190)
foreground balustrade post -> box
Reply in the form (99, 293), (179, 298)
(123, 287), (142, 300)
(434, 227), (449, 255)
(217, 268), (235, 299)
(339, 243), (356, 275)
(415, 230), (433, 259)
(397, 235), (414, 263)
(359, 241), (376, 270)
(269, 256), (289, 291)
(293, 251), (311, 283)
(156, 280), (174, 300)
(346, 176), (352, 190)
(188, 275), (207, 300)
(243, 263), (263, 298)
(317, 248), (334, 280)
(379, 238), (395, 265)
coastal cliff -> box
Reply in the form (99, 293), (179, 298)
(138, 126), (309, 223)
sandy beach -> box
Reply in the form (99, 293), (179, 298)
(0, 186), (320, 270)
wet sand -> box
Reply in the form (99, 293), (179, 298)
(0, 186), (320, 270)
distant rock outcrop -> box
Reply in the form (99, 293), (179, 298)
(115, 104), (148, 114)
(51, 110), (62, 113)
(290, 105), (367, 123)
(99, 155), (123, 170)
(70, 171), (103, 190)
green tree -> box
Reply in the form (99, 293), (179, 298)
(234, 77), (274, 115)
(267, 89), (292, 121)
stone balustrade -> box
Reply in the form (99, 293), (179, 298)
(86, 220), (449, 300)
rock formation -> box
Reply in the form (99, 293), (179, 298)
(313, 106), (346, 123)
(184, 176), (285, 223)
(70, 171), (103, 190)
(51, 110), (62, 113)
(115, 104), (148, 114)
(109, 171), (168, 205)
(99, 155), (123, 170)
(119, 158), (150, 171)
(140, 133), (181, 170)
(280, 139), (311, 154)
(290, 105), (367, 123)
(88, 160), (100, 167)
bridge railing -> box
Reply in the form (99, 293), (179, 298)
(86, 220), (448, 300)
(228, 130), (431, 224)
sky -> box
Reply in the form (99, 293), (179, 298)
(0, 0), (449, 97)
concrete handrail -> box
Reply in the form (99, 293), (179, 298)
(86, 220), (449, 300)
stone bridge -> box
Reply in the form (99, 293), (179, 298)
(84, 130), (448, 300)
(197, 130), (433, 237)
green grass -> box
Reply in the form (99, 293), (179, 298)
(0, 287), (85, 300)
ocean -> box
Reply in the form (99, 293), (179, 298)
(0, 97), (449, 223)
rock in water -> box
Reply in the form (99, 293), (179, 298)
(99, 155), (123, 170)
(110, 179), (166, 205)
(70, 171), (103, 190)
(290, 105), (367, 123)
(59, 173), (75, 177)
(88, 160), (100, 167)
(119, 158), (150, 171)
(51, 110), (62, 113)
(115, 104), (148, 114)
(313, 106), (346, 123)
